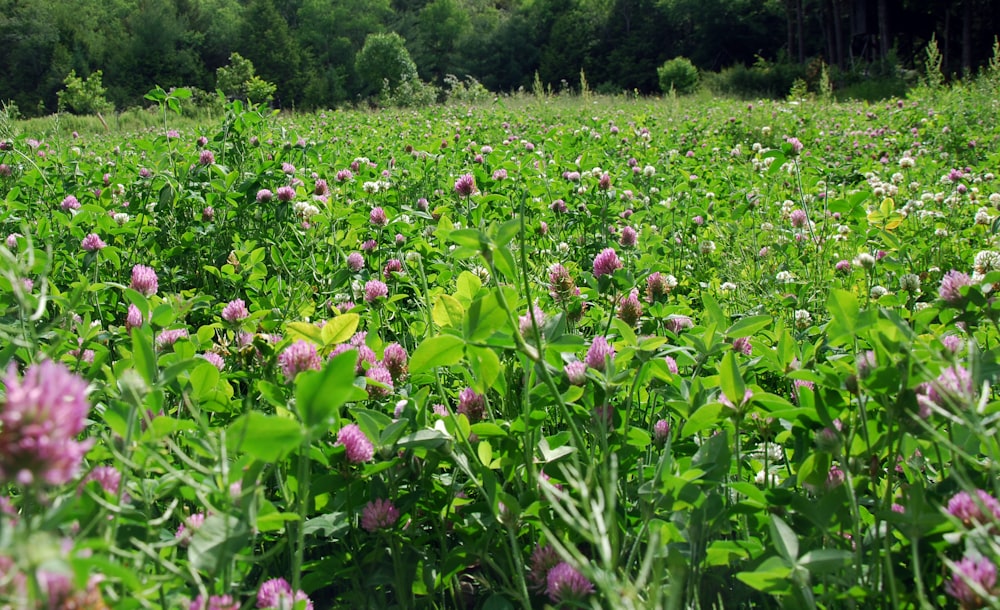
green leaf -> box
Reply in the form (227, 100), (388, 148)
(449, 228), (489, 250)
(286, 321), (323, 345)
(295, 350), (361, 431)
(432, 294), (465, 328)
(826, 289), (859, 345)
(720, 351), (747, 406)
(410, 334), (466, 374)
(188, 514), (251, 573)
(467, 345), (500, 392)
(131, 327), (157, 386)
(770, 514), (799, 562)
(228, 412), (304, 462)
(736, 556), (793, 593)
(397, 428), (452, 449)
(464, 291), (509, 341)
(350, 407), (393, 446)
(726, 314), (772, 338)
(321, 313), (360, 345)
(799, 549), (852, 573)
(681, 403), (724, 436)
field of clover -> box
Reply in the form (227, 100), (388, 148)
(2, 79), (1000, 610)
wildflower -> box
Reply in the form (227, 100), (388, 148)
(598, 173), (611, 190)
(0, 360), (93, 486)
(528, 545), (560, 592)
(617, 289), (642, 326)
(794, 309), (812, 329)
(593, 248), (622, 277)
(361, 498), (400, 532)
(946, 555), (997, 610)
(646, 272), (677, 302)
(786, 137), (804, 154)
(733, 337), (752, 355)
(81, 233), (106, 252)
(190, 594), (239, 610)
(201, 352), (225, 371)
(336, 423), (374, 464)
(81, 465), (121, 495)
(619, 225), (638, 247)
(665, 316), (693, 334)
(918, 365), (975, 414)
(202, 206), (215, 221)
(130, 264), (158, 296)
(854, 253), (876, 270)
(221, 298), (249, 323)
(347, 252), (364, 272)
(281, 162), (296, 174)
(277, 340), (321, 381)
(275, 186), (295, 202)
(492, 168), (507, 180)
(519, 304), (546, 337)
(790, 209), (807, 228)
(974, 250), (1000, 277)
(548, 264), (576, 302)
(125, 304), (143, 331)
(942, 335), (964, 353)
(653, 419), (670, 444)
(156, 329), (189, 348)
(585, 337), (615, 371)
(60, 195), (81, 211)
(363, 279), (388, 303)
(565, 361), (587, 385)
(546, 562), (595, 605)
(939, 270), (973, 304)
(5, 233), (21, 249)
(382, 343), (409, 382)
(361, 239), (377, 252)
(256, 578), (314, 610)
(370, 207), (388, 227)
(383, 258), (403, 279)
(899, 273), (921, 293)
(256, 189), (273, 203)
(454, 174), (476, 197)
(457, 387), (486, 422)
(791, 378), (814, 403)
(198, 150), (215, 165)
(664, 355), (678, 374)
(947, 489), (1000, 527)
(365, 364), (393, 398)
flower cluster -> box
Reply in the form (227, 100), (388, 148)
(0, 361), (93, 486)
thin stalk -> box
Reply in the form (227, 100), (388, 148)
(292, 445), (311, 594)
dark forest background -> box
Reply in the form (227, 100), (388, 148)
(1, 0), (997, 115)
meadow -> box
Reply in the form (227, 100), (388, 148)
(1, 77), (1000, 610)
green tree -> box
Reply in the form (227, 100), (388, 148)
(57, 69), (114, 114)
(217, 52), (276, 104)
(239, 0), (305, 106)
(412, 0), (471, 82)
(355, 32), (419, 96)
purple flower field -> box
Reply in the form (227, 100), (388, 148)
(1, 79), (1000, 608)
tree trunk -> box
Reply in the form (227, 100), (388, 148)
(832, 0), (845, 68)
(876, 0), (889, 60)
(962, 0), (972, 75)
(786, 0), (796, 60)
(797, 0), (806, 63)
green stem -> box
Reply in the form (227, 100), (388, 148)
(292, 441), (311, 593)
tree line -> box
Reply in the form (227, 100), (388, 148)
(0, 0), (996, 116)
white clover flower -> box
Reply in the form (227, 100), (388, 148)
(975, 207), (991, 225)
(720, 282), (737, 291)
(113, 212), (130, 225)
(776, 271), (795, 283)
(974, 250), (1000, 276)
(794, 309), (812, 329)
(870, 285), (888, 299)
(853, 253), (876, 269)
(643, 165), (656, 177)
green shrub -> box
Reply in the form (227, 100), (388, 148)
(379, 73), (438, 108)
(57, 70), (114, 115)
(657, 56), (699, 95)
(217, 53), (276, 106)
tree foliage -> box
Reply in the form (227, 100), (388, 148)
(0, 0), (997, 115)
